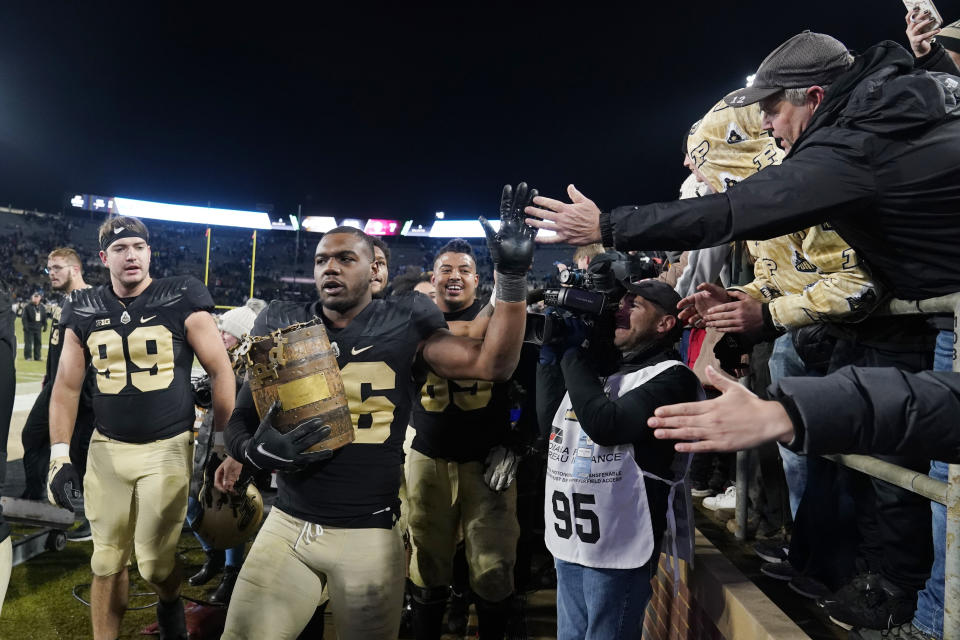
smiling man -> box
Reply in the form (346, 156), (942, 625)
(406, 239), (521, 639)
(526, 31), (960, 302)
(536, 279), (701, 639)
(221, 184), (537, 640)
(48, 216), (235, 640)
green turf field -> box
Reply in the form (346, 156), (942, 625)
(13, 322), (47, 386)
(0, 532), (226, 639)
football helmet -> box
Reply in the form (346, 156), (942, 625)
(194, 455), (264, 550)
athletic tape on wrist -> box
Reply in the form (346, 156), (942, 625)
(495, 272), (527, 303)
(51, 442), (71, 461)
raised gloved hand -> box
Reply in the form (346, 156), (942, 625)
(480, 183), (538, 277)
(243, 401), (334, 472)
(483, 445), (522, 492)
(48, 450), (82, 512)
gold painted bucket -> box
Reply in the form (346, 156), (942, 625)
(240, 320), (354, 452)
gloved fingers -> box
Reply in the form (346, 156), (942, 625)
(479, 216), (498, 245)
(511, 183), (530, 221)
(498, 184), (514, 220)
(289, 419), (332, 449)
(295, 449), (335, 466)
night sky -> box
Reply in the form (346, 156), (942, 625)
(0, 2), (925, 225)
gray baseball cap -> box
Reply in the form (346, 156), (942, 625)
(724, 31), (852, 107)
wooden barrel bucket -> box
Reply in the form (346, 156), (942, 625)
(241, 320), (354, 452)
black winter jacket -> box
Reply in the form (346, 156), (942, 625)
(600, 41), (960, 300)
(770, 366), (960, 463)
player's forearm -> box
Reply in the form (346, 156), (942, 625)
(208, 366), (236, 432)
(474, 300), (525, 381)
(49, 382), (80, 446)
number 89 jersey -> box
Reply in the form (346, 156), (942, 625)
(61, 276), (214, 443)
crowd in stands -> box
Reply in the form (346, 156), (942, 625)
(1, 209), (566, 311)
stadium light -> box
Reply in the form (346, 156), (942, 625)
(300, 216), (338, 233)
(745, 74), (756, 88)
(428, 219), (556, 240)
(110, 197), (273, 230)
(435, 211), (445, 219)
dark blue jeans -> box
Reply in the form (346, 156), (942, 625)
(555, 558), (654, 640)
(912, 329), (952, 639)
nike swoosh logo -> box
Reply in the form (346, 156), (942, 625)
(351, 345), (373, 355)
(141, 315), (157, 323)
(255, 444), (293, 463)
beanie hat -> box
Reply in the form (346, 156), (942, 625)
(219, 298), (267, 340)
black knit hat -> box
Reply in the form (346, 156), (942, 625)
(725, 31), (852, 107)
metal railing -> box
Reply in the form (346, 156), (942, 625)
(732, 293), (960, 639)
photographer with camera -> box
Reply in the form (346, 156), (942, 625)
(536, 276), (702, 639)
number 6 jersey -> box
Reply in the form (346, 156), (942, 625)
(226, 293), (447, 529)
(60, 276), (214, 443)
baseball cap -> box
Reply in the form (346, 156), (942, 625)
(724, 31), (852, 107)
(942, 19), (960, 55)
(624, 280), (681, 318)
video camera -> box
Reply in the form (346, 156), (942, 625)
(525, 251), (661, 347)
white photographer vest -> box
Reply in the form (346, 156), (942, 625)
(544, 359), (697, 569)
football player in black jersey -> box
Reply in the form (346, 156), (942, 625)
(220, 183), (537, 640)
(48, 216), (235, 640)
(21, 249), (95, 540)
(407, 239), (522, 639)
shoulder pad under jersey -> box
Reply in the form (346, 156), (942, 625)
(252, 300), (317, 337)
(358, 294), (445, 339)
(62, 286), (111, 321)
(143, 276), (214, 312)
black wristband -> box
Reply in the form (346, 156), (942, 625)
(496, 272), (527, 303)
(599, 211), (615, 248)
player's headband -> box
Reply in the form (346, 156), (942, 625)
(101, 226), (149, 252)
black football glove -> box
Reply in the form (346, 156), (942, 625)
(48, 455), (82, 512)
(243, 401), (334, 472)
(480, 182), (538, 276)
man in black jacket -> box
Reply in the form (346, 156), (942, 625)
(21, 291), (47, 361)
(525, 32), (960, 302)
(647, 364), (960, 471)
(649, 365), (958, 640)
(537, 280), (701, 638)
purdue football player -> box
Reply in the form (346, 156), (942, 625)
(220, 183), (537, 640)
(407, 239), (521, 639)
(48, 216), (235, 640)
(20, 249), (95, 536)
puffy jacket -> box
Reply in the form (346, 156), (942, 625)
(771, 366), (960, 463)
(600, 42), (960, 300)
